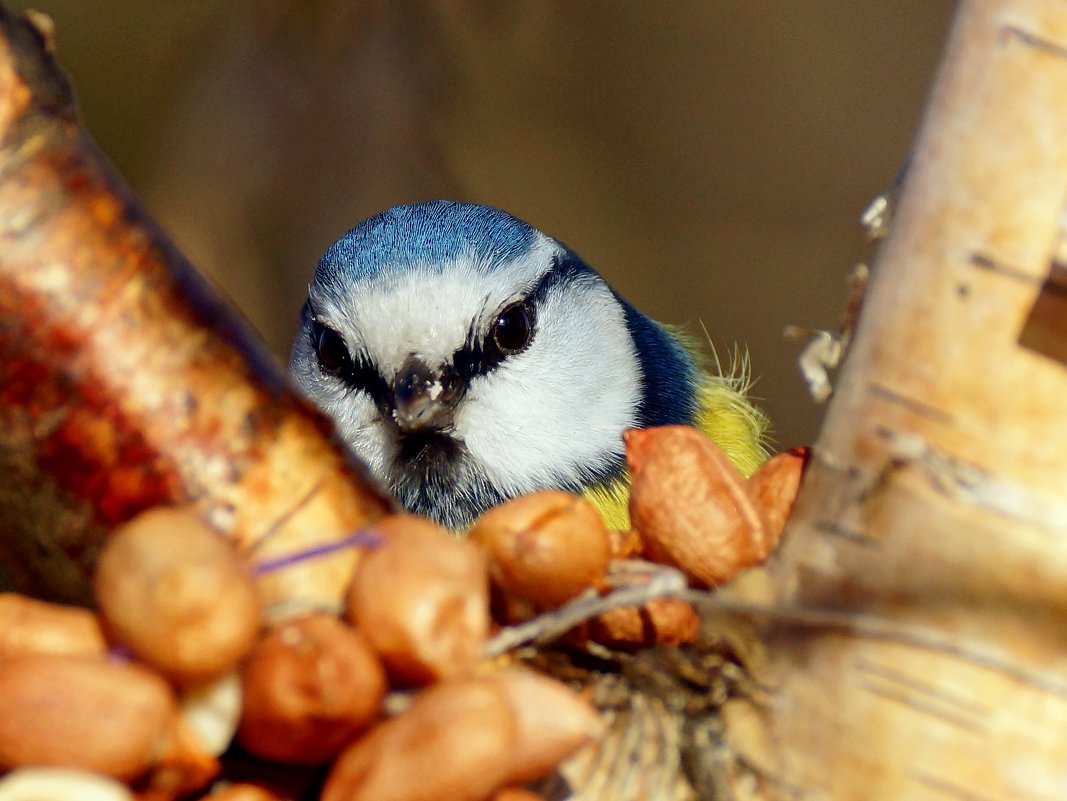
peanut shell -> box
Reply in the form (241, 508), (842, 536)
(0, 654), (178, 780)
(588, 597), (701, 649)
(94, 507), (261, 685)
(491, 668), (604, 785)
(626, 426), (768, 587)
(747, 446), (810, 544)
(346, 515), (489, 684)
(470, 491), (610, 608)
(321, 677), (517, 801)
(0, 592), (106, 659)
(237, 613), (386, 764)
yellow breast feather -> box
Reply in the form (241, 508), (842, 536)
(584, 341), (769, 531)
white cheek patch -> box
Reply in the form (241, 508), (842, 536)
(455, 278), (641, 494)
(295, 377), (392, 480)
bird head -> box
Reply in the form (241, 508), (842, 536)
(290, 201), (695, 528)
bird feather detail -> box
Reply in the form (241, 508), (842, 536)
(582, 342), (769, 530)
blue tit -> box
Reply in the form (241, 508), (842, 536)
(289, 201), (768, 531)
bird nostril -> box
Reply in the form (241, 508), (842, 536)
(394, 358), (434, 402)
(439, 373), (463, 404)
(394, 376), (420, 407)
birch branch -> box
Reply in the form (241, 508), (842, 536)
(726, 2), (1067, 798)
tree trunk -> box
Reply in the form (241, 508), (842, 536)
(727, 2), (1067, 798)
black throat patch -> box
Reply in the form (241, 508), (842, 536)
(396, 430), (463, 466)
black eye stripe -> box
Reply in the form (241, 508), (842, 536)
(528, 252), (589, 305)
(451, 251), (593, 381)
(346, 357), (391, 408)
(310, 320), (390, 407)
(305, 250), (596, 395)
(450, 300), (534, 382)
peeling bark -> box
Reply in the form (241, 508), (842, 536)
(727, 2), (1067, 798)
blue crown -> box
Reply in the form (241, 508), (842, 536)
(316, 201), (538, 287)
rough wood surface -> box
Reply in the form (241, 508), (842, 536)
(727, 2), (1067, 798)
(0, 8), (392, 613)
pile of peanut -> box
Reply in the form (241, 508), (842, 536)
(0, 425), (806, 801)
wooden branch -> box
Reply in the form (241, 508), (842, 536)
(0, 8), (391, 612)
(726, 2), (1067, 798)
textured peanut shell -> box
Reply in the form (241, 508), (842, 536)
(626, 426), (768, 587)
(237, 614), (386, 764)
(0, 655), (178, 780)
(321, 678), (517, 801)
(470, 491), (610, 608)
(346, 515), (489, 685)
(747, 446), (810, 544)
(588, 597), (701, 650)
(93, 507), (261, 685)
(491, 669), (604, 785)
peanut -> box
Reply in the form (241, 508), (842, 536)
(588, 597), (701, 649)
(470, 491), (610, 609)
(237, 614), (386, 764)
(748, 446), (810, 544)
(0, 654), (178, 780)
(346, 515), (489, 685)
(0, 592), (106, 659)
(321, 677), (517, 801)
(626, 426), (768, 587)
(93, 507), (261, 685)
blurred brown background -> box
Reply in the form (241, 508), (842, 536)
(10, 2), (954, 447)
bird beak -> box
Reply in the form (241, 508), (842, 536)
(391, 355), (463, 433)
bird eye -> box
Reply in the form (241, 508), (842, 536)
(313, 323), (351, 374)
(491, 301), (535, 356)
